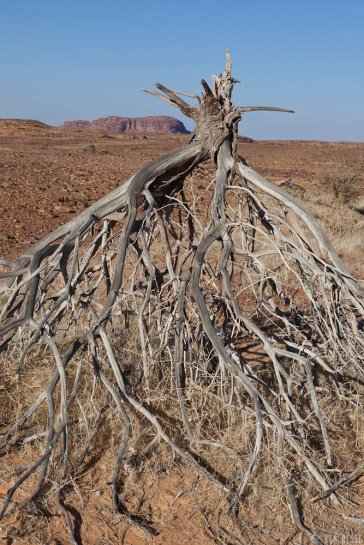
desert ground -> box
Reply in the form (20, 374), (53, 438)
(1, 121), (363, 274)
(0, 120), (363, 545)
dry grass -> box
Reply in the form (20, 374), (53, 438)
(292, 161), (364, 278)
(1, 315), (363, 545)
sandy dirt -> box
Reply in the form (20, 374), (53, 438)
(1, 121), (363, 265)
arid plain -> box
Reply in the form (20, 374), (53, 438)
(1, 120), (363, 273)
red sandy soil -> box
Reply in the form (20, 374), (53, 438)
(1, 120), (363, 264)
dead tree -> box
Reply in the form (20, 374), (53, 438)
(0, 52), (363, 544)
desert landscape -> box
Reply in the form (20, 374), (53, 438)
(0, 108), (363, 545)
(0, 118), (363, 271)
(1, 0), (364, 542)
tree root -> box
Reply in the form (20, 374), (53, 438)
(0, 52), (363, 544)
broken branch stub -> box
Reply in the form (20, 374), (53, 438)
(0, 51), (363, 543)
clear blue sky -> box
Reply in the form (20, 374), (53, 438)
(1, 0), (363, 140)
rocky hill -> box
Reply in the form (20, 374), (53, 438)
(61, 115), (190, 134)
(0, 119), (51, 136)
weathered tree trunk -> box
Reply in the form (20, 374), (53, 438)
(0, 52), (363, 544)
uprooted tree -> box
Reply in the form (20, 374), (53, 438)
(0, 52), (363, 544)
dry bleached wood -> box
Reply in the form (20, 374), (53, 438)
(0, 51), (363, 544)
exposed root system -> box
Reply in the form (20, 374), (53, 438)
(0, 52), (363, 544)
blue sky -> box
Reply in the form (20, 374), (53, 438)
(0, 0), (363, 140)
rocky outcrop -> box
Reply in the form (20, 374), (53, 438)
(237, 135), (255, 144)
(62, 120), (91, 130)
(61, 116), (190, 134)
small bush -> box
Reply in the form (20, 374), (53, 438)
(83, 144), (96, 154)
(326, 164), (361, 205)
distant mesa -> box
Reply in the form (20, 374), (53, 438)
(0, 117), (254, 141)
(61, 115), (190, 134)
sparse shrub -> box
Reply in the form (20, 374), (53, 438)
(326, 163), (361, 205)
(83, 144), (96, 154)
